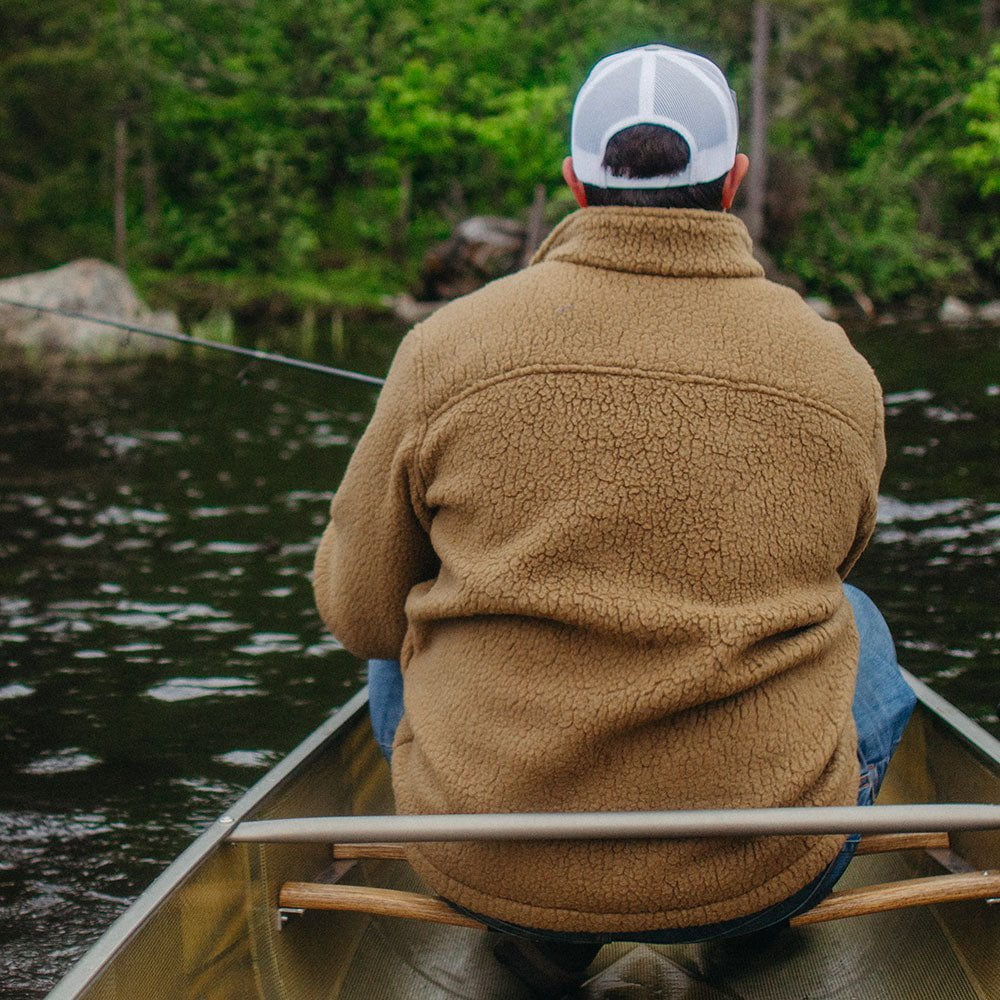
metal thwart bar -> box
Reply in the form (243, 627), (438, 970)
(227, 803), (1000, 844)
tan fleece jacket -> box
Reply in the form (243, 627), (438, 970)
(314, 207), (886, 933)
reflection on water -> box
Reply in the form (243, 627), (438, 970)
(0, 348), (372, 996)
(19, 751), (102, 776)
(0, 320), (997, 996)
(838, 323), (998, 733)
(212, 749), (278, 768)
(876, 496), (1000, 548)
(144, 676), (261, 702)
(0, 684), (35, 700)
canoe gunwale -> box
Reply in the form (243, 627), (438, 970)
(902, 669), (1000, 770)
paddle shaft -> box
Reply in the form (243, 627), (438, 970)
(227, 803), (1000, 844)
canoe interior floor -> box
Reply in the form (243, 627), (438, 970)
(305, 852), (984, 1000)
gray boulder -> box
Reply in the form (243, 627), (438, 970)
(420, 216), (532, 301)
(382, 293), (443, 325)
(0, 259), (179, 355)
(977, 300), (1000, 324)
(938, 295), (975, 325)
(804, 297), (838, 321)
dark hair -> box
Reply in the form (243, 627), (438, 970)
(582, 124), (726, 210)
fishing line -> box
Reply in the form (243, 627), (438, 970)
(0, 298), (387, 387)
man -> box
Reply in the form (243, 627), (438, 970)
(314, 41), (915, 979)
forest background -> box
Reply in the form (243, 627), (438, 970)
(2, 0), (999, 324)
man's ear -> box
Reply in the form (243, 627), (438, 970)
(721, 153), (749, 211)
(562, 157), (588, 208)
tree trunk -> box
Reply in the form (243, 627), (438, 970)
(391, 164), (412, 267)
(746, 1), (771, 244)
(983, 0), (998, 33)
(520, 183), (548, 267)
(114, 0), (130, 267)
(141, 135), (158, 233)
(140, 91), (160, 234)
(114, 111), (128, 268)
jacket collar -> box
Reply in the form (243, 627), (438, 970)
(531, 207), (764, 279)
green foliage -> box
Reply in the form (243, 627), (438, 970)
(1, 0), (997, 310)
(0, 0), (115, 269)
(138, 260), (399, 315)
(782, 130), (968, 304)
(766, 0), (993, 300)
(369, 60), (474, 169)
(954, 46), (1000, 197)
(474, 84), (571, 196)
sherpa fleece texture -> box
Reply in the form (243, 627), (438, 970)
(313, 207), (886, 933)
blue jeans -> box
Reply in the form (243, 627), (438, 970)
(367, 584), (916, 942)
(368, 657), (406, 761)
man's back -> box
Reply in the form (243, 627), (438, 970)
(315, 205), (886, 932)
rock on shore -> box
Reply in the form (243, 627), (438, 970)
(804, 296), (838, 320)
(938, 295), (976, 325)
(420, 216), (531, 301)
(0, 259), (179, 355)
(937, 295), (1000, 326)
(976, 300), (1000, 324)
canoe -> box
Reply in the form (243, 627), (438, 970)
(48, 670), (1000, 1000)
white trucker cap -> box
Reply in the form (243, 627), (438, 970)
(571, 44), (739, 189)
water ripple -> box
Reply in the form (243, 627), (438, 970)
(20, 751), (102, 776)
(280, 490), (334, 508)
(0, 811), (115, 843)
(116, 601), (231, 621)
(54, 533), (105, 549)
(144, 677), (260, 702)
(94, 505), (169, 526)
(884, 389), (933, 405)
(876, 496), (970, 523)
(309, 425), (350, 447)
(234, 632), (303, 655)
(304, 636), (343, 656)
(191, 505), (269, 519)
(212, 749), (278, 768)
(0, 683), (35, 700)
(202, 541), (263, 555)
(101, 612), (172, 630)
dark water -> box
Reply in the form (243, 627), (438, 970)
(0, 320), (997, 996)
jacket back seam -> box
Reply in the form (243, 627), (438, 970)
(420, 363), (868, 449)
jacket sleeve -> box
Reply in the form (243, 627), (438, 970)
(838, 373), (887, 579)
(312, 330), (437, 659)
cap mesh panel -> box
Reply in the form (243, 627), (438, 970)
(574, 58), (642, 155)
(653, 62), (727, 153)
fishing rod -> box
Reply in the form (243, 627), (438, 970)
(0, 297), (387, 387)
